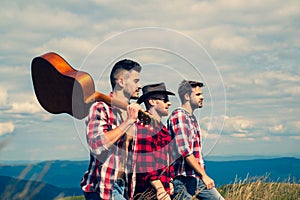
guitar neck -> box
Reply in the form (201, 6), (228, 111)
(85, 91), (128, 110)
(85, 92), (154, 125)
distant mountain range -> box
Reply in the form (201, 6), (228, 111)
(0, 157), (299, 199)
(205, 157), (300, 186)
(0, 160), (88, 188)
(0, 176), (81, 200)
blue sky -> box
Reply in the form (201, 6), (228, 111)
(0, 0), (299, 161)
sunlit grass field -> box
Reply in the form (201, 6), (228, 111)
(217, 176), (300, 200)
(59, 176), (300, 200)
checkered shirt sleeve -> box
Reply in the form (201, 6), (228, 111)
(167, 109), (194, 157)
(81, 101), (123, 200)
(86, 101), (118, 154)
(167, 108), (205, 178)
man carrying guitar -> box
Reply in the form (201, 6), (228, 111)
(132, 82), (175, 200)
(80, 59), (143, 200)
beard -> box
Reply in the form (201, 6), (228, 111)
(124, 89), (139, 100)
(191, 101), (202, 110)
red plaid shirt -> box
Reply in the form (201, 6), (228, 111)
(167, 108), (204, 179)
(80, 98), (136, 200)
(133, 121), (174, 195)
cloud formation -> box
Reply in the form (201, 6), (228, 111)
(0, 122), (14, 137)
(0, 0), (299, 160)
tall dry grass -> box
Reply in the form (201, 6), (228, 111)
(218, 175), (300, 200)
(60, 175), (300, 200)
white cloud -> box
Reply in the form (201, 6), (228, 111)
(0, 87), (8, 107)
(9, 102), (42, 114)
(0, 0), (299, 159)
(289, 136), (300, 140)
(222, 68), (300, 104)
(202, 114), (300, 141)
(262, 136), (271, 141)
(33, 37), (96, 60)
(0, 2), (87, 32)
(268, 124), (284, 133)
(211, 35), (251, 52)
(5, 95), (44, 115)
(0, 122), (14, 136)
(226, 116), (253, 133)
(203, 115), (254, 135)
(231, 133), (247, 138)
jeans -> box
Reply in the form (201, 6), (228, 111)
(171, 178), (193, 200)
(83, 179), (126, 200)
(83, 191), (102, 200)
(112, 178), (126, 200)
(172, 176), (224, 200)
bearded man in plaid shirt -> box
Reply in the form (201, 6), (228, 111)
(167, 80), (224, 200)
(133, 82), (175, 200)
(80, 59), (142, 200)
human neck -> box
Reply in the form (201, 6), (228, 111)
(112, 89), (130, 104)
(181, 102), (193, 114)
(148, 108), (162, 122)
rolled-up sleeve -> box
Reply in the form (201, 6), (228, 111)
(86, 102), (112, 155)
(168, 110), (193, 158)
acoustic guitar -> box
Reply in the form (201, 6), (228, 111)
(31, 52), (151, 124)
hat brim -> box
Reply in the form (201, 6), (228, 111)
(137, 90), (175, 104)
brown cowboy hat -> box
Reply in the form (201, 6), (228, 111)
(137, 82), (175, 104)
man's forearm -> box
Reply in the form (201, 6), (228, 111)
(103, 119), (135, 148)
(151, 180), (170, 200)
(151, 180), (164, 191)
(185, 154), (207, 177)
(185, 154), (215, 189)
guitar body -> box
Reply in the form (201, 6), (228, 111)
(31, 52), (151, 124)
(31, 52), (94, 119)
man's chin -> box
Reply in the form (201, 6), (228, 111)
(163, 110), (169, 116)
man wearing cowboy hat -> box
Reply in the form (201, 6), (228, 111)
(132, 82), (176, 200)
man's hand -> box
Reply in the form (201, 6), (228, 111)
(151, 180), (171, 200)
(127, 103), (141, 123)
(156, 187), (171, 200)
(185, 154), (215, 189)
(202, 174), (215, 189)
(169, 182), (174, 195)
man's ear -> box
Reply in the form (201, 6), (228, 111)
(184, 93), (190, 101)
(116, 77), (124, 88)
(148, 99), (156, 106)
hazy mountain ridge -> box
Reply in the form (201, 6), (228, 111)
(0, 175), (82, 200)
(0, 160), (88, 188)
(206, 157), (300, 186)
(0, 157), (299, 189)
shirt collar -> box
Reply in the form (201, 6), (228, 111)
(179, 107), (193, 116)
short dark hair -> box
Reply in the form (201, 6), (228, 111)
(178, 80), (204, 104)
(110, 59), (141, 89)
